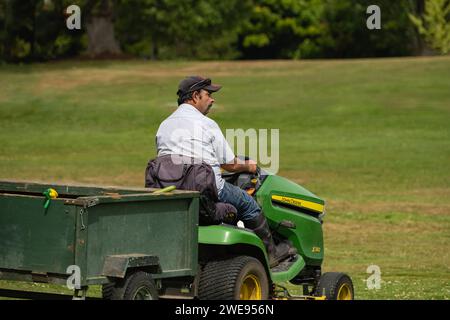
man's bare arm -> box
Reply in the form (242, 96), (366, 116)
(221, 157), (257, 174)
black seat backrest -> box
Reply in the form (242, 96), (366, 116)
(145, 155), (236, 225)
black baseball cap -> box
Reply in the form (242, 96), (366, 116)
(177, 76), (222, 97)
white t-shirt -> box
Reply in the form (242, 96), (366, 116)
(156, 103), (235, 193)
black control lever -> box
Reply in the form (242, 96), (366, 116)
(277, 220), (296, 229)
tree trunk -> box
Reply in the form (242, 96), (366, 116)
(151, 36), (159, 60)
(85, 0), (121, 58)
(410, 0), (427, 55)
(86, 15), (121, 57)
(30, 1), (37, 60)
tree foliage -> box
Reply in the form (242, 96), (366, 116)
(114, 0), (253, 60)
(0, 0), (447, 62)
(0, 0), (85, 62)
(409, 0), (450, 54)
(238, 0), (325, 59)
(318, 0), (419, 58)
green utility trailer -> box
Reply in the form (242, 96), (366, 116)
(0, 180), (199, 300)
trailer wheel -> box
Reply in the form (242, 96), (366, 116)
(198, 256), (269, 300)
(314, 272), (354, 300)
(102, 271), (158, 300)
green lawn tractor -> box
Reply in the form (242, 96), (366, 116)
(197, 167), (354, 300)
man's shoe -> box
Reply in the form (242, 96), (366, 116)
(245, 213), (297, 268)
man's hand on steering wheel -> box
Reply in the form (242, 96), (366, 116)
(245, 159), (258, 174)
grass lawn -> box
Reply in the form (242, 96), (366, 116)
(0, 57), (449, 299)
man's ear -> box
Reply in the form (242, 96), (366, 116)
(192, 91), (200, 103)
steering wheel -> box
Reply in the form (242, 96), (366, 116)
(253, 165), (261, 180)
(221, 156), (261, 189)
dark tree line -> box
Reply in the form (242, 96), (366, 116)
(0, 0), (447, 62)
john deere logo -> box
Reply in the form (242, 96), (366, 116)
(312, 247), (321, 253)
(271, 195), (324, 213)
(278, 196), (303, 207)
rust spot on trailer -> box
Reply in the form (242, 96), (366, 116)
(103, 192), (122, 199)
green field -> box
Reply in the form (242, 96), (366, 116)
(1, 57), (449, 299)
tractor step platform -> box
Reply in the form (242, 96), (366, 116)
(270, 254), (298, 273)
(269, 253), (306, 283)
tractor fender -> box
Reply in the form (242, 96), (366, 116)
(199, 225), (265, 249)
(198, 225), (307, 283)
(198, 224), (269, 267)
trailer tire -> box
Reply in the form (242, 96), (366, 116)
(314, 272), (354, 300)
(102, 271), (158, 300)
(198, 255), (269, 300)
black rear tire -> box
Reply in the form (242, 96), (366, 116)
(314, 272), (354, 300)
(198, 256), (269, 300)
(102, 271), (158, 300)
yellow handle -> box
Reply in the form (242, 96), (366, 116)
(153, 186), (176, 194)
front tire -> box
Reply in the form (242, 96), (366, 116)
(314, 272), (354, 300)
(198, 256), (269, 300)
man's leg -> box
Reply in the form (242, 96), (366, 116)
(218, 182), (295, 267)
(218, 181), (260, 222)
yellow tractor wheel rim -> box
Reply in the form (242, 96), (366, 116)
(337, 283), (352, 300)
(239, 274), (262, 300)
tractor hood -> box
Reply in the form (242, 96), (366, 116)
(257, 174), (325, 215)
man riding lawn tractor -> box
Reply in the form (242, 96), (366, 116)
(147, 76), (296, 268)
(145, 76), (354, 300)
